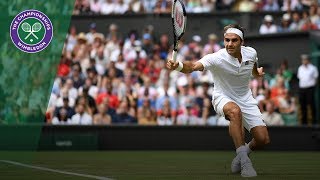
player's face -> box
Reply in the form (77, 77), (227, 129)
(224, 33), (242, 56)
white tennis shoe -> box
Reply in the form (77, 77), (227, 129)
(240, 156), (257, 177)
(231, 154), (241, 173)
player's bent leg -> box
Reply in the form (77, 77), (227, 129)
(223, 102), (244, 148)
(250, 126), (270, 150)
(223, 102), (250, 174)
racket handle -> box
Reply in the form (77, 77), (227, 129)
(172, 50), (177, 62)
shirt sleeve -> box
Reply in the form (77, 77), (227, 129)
(246, 46), (258, 63)
(198, 53), (218, 71)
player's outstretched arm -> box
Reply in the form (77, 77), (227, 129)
(166, 59), (204, 73)
(252, 62), (265, 78)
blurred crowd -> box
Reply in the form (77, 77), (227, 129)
(45, 0), (319, 126)
(73, 0), (316, 15)
(259, 4), (320, 34)
(72, 0), (320, 34)
(46, 18), (318, 126)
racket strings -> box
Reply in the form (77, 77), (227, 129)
(172, 1), (185, 37)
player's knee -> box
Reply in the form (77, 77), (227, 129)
(225, 105), (241, 121)
(264, 135), (270, 145)
(256, 135), (270, 146)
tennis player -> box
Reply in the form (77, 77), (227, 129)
(167, 24), (270, 177)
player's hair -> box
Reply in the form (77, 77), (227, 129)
(223, 24), (245, 40)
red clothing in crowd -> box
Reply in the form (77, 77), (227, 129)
(96, 92), (120, 109)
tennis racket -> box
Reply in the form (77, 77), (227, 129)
(171, 0), (187, 62)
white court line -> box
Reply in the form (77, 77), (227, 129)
(0, 160), (113, 180)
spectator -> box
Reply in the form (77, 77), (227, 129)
(270, 77), (287, 108)
(202, 33), (221, 56)
(100, 0), (115, 15)
(138, 77), (158, 105)
(86, 23), (98, 44)
(186, 0), (203, 13)
(142, 33), (154, 56)
(189, 35), (203, 59)
(73, 0), (91, 15)
(96, 77), (120, 109)
(300, 17), (318, 31)
(101, 97), (117, 120)
(155, 80), (178, 116)
(300, 11), (310, 28)
(90, 0), (102, 14)
(262, 101), (285, 126)
(216, 0), (235, 11)
(177, 103), (204, 125)
(202, 97), (218, 125)
(262, 0), (280, 11)
(69, 63), (85, 89)
(57, 55), (71, 78)
(154, 0), (171, 14)
(309, 4), (319, 24)
(73, 33), (90, 72)
(137, 97), (157, 125)
(112, 101), (137, 124)
(114, 0), (129, 14)
(66, 26), (78, 56)
(297, 54), (319, 125)
(93, 103), (112, 124)
(253, 0), (264, 11)
(280, 60), (293, 86)
(301, 0), (316, 10)
(129, 0), (145, 13)
(142, 0), (157, 13)
(70, 103), (93, 125)
(90, 33), (105, 61)
(238, 0), (256, 12)
(86, 67), (99, 87)
(278, 91), (298, 125)
(54, 97), (76, 120)
(52, 108), (71, 125)
(281, 0), (302, 11)
(289, 12), (303, 31)
(200, 0), (215, 13)
(77, 85), (97, 114)
(258, 89), (273, 113)
(259, 15), (278, 34)
(277, 13), (291, 33)
(159, 33), (170, 60)
(250, 76), (269, 98)
(157, 99), (174, 125)
(142, 59), (161, 84)
(62, 78), (79, 100)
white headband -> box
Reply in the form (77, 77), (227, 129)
(224, 28), (243, 40)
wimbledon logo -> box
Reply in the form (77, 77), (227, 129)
(10, 9), (53, 53)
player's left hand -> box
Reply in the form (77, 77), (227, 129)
(257, 67), (265, 77)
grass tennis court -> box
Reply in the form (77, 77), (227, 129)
(0, 151), (319, 179)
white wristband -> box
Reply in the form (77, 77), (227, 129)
(175, 61), (183, 72)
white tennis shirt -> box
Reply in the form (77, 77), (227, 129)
(297, 63), (319, 88)
(199, 46), (258, 107)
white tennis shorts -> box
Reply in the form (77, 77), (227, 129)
(212, 93), (266, 132)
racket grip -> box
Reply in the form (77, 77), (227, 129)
(172, 50), (177, 62)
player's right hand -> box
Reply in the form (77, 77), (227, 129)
(166, 59), (179, 70)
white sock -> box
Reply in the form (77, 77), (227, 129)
(245, 142), (252, 155)
(236, 145), (247, 155)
